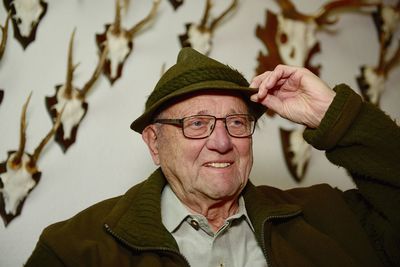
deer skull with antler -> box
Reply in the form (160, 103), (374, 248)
(3, 0), (48, 49)
(0, 93), (62, 226)
(179, 0), (237, 55)
(256, 0), (379, 182)
(256, 0), (380, 75)
(96, 0), (160, 84)
(357, 2), (400, 105)
(45, 29), (107, 153)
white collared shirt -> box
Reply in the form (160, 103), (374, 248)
(161, 184), (267, 267)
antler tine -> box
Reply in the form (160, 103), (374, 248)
(383, 40), (400, 76)
(199, 0), (213, 31)
(127, 0), (161, 39)
(64, 28), (79, 99)
(78, 45), (109, 99)
(314, 0), (380, 26)
(276, 0), (296, 12)
(376, 32), (388, 74)
(11, 92), (32, 169)
(277, 0), (314, 22)
(112, 0), (122, 35)
(0, 11), (11, 61)
(123, 0), (130, 14)
(209, 0), (238, 32)
(29, 105), (65, 171)
(160, 62), (167, 77)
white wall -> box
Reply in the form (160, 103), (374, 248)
(0, 0), (399, 266)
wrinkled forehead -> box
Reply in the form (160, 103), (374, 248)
(156, 91), (250, 117)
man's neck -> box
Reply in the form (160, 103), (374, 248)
(179, 193), (240, 232)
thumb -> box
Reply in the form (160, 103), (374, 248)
(250, 93), (259, 102)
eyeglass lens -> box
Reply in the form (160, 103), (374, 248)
(182, 115), (254, 138)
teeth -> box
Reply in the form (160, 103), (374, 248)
(207, 162), (231, 168)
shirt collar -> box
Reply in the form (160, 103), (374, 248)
(161, 184), (191, 233)
(161, 184), (255, 233)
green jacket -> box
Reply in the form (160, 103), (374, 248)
(25, 85), (400, 267)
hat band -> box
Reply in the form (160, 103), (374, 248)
(146, 67), (249, 109)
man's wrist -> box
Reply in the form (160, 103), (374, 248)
(303, 84), (363, 150)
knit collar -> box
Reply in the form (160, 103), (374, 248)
(241, 183), (302, 237)
(104, 168), (302, 251)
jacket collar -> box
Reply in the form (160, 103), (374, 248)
(242, 183), (302, 236)
(104, 168), (302, 250)
(104, 168), (179, 251)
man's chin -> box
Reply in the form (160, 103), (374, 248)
(203, 184), (241, 200)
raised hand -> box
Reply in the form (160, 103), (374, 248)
(250, 64), (336, 128)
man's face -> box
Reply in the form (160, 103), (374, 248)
(146, 93), (253, 203)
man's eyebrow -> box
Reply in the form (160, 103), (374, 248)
(196, 110), (209, 115)
(183, 106), (247, 116)
(174, 109), (208, 116)
(193, 109), (247, 116)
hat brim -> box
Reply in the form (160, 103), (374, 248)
(130, 80), (266, 133)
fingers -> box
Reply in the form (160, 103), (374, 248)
(250, 65), (298, 102)
(249, 71), (270, 89)
(252, 65), (303, 86)
(250, 72), (271, 102)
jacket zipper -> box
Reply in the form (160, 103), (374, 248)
(104, 223), (191, 267)
(260, 211), (302, 267)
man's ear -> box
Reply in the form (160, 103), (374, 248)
(142, 125), (160, 165)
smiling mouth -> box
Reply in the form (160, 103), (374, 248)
(205, 162), (232, 168)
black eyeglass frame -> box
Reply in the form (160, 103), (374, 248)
(153, 114), (256, 139)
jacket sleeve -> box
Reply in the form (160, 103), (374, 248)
(24, 241), (65, 267)
(303, 84), (400, 266)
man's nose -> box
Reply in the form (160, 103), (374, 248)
(206, 120), (233, 153)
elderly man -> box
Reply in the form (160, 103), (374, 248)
(26, 48), (399, 267)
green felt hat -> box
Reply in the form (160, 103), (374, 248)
(130, 47), (266, 133)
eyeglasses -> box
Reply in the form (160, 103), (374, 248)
(153, 114), (256, 139)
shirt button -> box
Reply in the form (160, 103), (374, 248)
(189, 219), (200, 230)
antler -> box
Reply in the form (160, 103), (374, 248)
(379, 39), (400, 76)
(381, 1), (400, 74)
(198, 0), (237, 33)
(10, 92), (32, 170)
(123, 0), (131, 13)
(277, 0), (379, 25)
(111, 0), (123, 35)
(0, 11), (11, 61)
(314, 0), (380, 25)
(277, 0), (318, 22)
(199, 0), (212, 31)
(127, 0), (160, 39)
(64, 29), (80, 99)
(28, 106), (64, 173)
(160, 62), (167, 77)
(78, 45), (109, 99)
(209, 0), (237, 32)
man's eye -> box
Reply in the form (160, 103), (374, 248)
(233, 119), (245, 125)
(229, 118), (246, 127)
(184, 117), (211, 129)
(190, 120), (206, 127)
